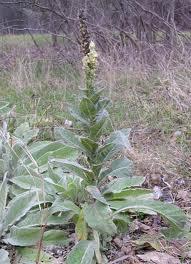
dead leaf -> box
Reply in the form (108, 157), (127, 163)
(130, 220), (151, 233)
(133, 234), (162, 251)
(121, 245), (133, 255)
(137, 251), (180, 264)
(113, 237), (123, 248)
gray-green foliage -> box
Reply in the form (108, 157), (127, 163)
(46, 43), (187, 263)
(0, 39), (188, 263)
(0, 102), (79, 261)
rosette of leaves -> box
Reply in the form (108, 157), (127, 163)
(43, 42), (188, 263)
(0, 103), (80, 261)
(0, 174), (72, 263)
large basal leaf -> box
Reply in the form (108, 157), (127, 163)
(75, 210), (88, 240)
(50, 159), (94, 182)
(36, 145), (78, 167)
(3, 190), (38, 232)
(11, 175), (59, 195)
(110, 199), (187, 234)
(16, 247), (54, 264)
(0, 175), (8, 222)
(103, 177), (145, 194)
(66, 240), (95, 264)
(83, 202), (117, 235)
(28, 141), (59, 160)
(22, 141), (78, 169)
(10, 175), (43, 190)
(0, 249), (10, 264)
(45, 173), (83, 201)
(108, 158), (133, 178)
(5, 227), (68, 246)
(107, 188), (153, 200)
(54, 127), (83, 150)
(13, 122), (39, 145)
(50, 197), (80, 215)
(79, 97), (96, 119)
(86, 186), (108, 204)
(10, 184), (26, 197)
(18, 209), (72, 228)
(43, 230), (69, 246)
(48, 164), (63, 183)
(5, 226), (41, 246)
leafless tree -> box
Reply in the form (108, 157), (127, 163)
(0, 0), (190, 51)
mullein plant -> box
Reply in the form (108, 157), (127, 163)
(0, 12), (187, 264)
(47, 11), (188, 264)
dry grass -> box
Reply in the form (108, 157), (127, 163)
(0, 35), (190, 181)
(99, 45), (191, 183)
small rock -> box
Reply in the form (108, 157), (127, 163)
(174, 130), (182, 137)
(64, 119), (73, 127)
(153, 186), (163, 200)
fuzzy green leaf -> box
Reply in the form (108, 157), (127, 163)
(96, 143), (117, 163)
(89, 111), (108, 140)
(0, 159), (4, 177)
(110, 199), (187, 234)
(69, 107), (89, 125)
(54, 127), (82, 150)
(13, 122), (39, 145)
(51, 159), (94, 182)
(0, 175), (8, 222)
(5, 227), (68, 246)
(90, 89), (103, 104)
(51, 197), (80, 215)
(80, 97), (96, 119)
(107, 188), (153, 200)
(66, 240), (95, 264)
(36, 145), (78, 166)
(86, 186), (108, 204)
(5, 226), (41, 246)
(83, 202), (117, 235)
(103, 177), (145, 194)
(16, 247), (53, 264)
(18, 209), (72, 228)
(75, 210), (88, 240)
(3, 191), (38, 232)
(43, 230), (69, 246)
(109, 158), (133, 177)
(10, 176), (43, 190)
(107, 129), (131, 149)
(80, 137), (98, 156)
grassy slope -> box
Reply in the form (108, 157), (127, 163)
(0, 34), (190, 180)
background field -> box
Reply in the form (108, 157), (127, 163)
(0, 34), (190, 183)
